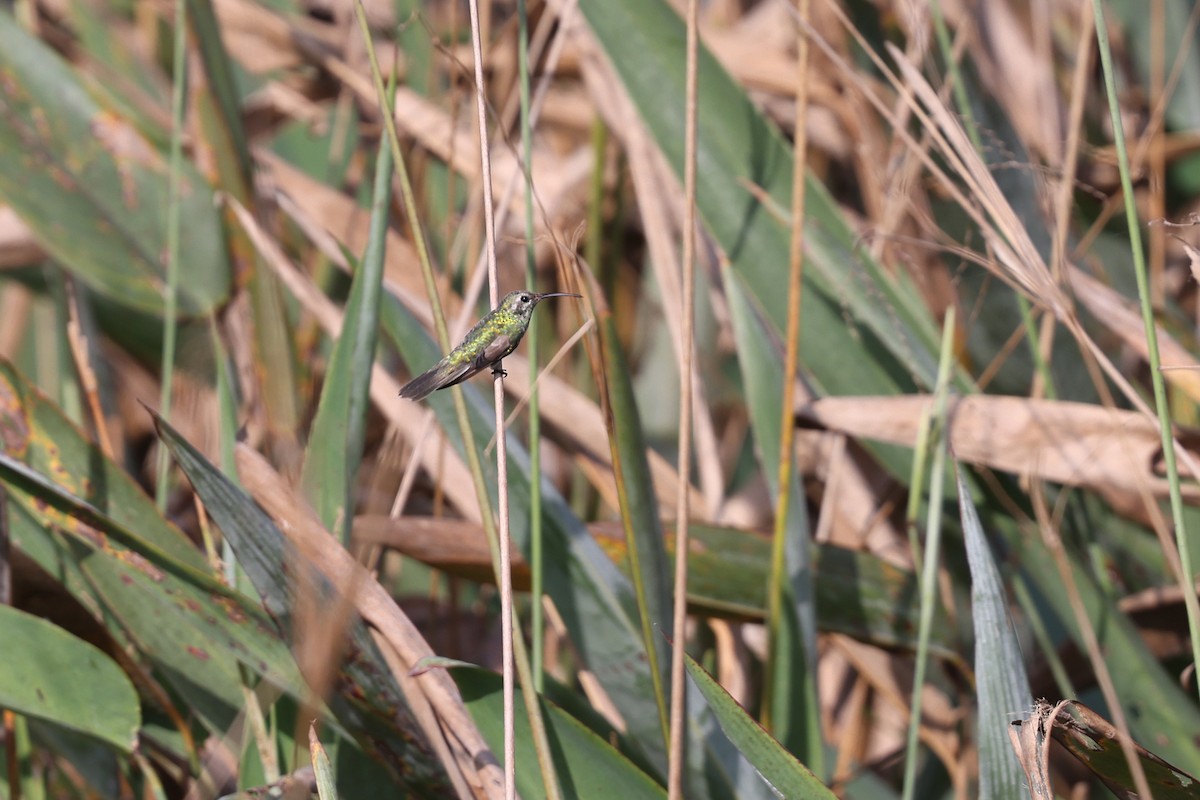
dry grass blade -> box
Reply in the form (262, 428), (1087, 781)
(883, 46), (1067, 315)
(1040, 699), (1200, 796)
(1007, 699), (1064, 800)
(0, 282), (32, 360)
(800, 394), (1200, 509)
(667, 0), (700, 793)
(63, 279), (115, 460)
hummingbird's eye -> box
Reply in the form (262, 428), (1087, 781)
(520, 294), (531, 303)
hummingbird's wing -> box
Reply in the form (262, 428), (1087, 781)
(400, 333), (518, 400)
(438, 333), (515, 390)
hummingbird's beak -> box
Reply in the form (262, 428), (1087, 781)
(533, 292), (582, 302)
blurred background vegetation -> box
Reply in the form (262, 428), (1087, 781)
(1, 0), (1200, 797)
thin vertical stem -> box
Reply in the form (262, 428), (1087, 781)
(466, 1), (515, 797)
(0, 485), (9, 607)
(900, 307), (956, 800)
(516, 0), (546, 693)
(64, 279), (116, 460)
(1, 709), (15, 800)
(667, 0), (699, 795)
(1093, 1), (1198, 793)
(156, 0), (187, 510)
(1093, 0), (1200, 701)
(763, 0), (814, 749)
(1149, 0), (1166, 310)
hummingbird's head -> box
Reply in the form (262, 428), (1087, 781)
(500, 289), (581, 320)
(501, 290), (539, 320)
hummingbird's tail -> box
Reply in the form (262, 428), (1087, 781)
(398, 367), (444, 401)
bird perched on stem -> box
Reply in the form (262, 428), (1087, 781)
(399, 290), (581, 401)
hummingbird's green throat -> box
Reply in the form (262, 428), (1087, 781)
(398, 290), (581, 401)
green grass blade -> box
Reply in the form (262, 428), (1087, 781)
(955, 467), (1030, 797)
(309, 724), (339, 800)
(682, 651), (835, 799)
(901, 307), (955, 800)
(515, 0), (548, 693)
(155, 0), (187, 510)
(301, 107), (393, 544)
(185, 0), (253, 186)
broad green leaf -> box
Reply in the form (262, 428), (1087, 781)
(301, 127), (391, 543)
(453, 666), (667, 800)
(0, 11), (230, 316)
(0, 357), (254, 737)
(0, 605), (139, 752)
(0, 361), (299, 701)
(6, 497), (241, 739)
(682, 652), (836, 799)
(956, 467), (1030, 798)
(0, 359), (306, 741)
(0, 456), (303, 734)
(0, 358), (202, 568)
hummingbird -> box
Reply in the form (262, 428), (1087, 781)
(399, 290), (581, 401)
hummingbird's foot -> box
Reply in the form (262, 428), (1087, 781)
(492, 366), (508, 379)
